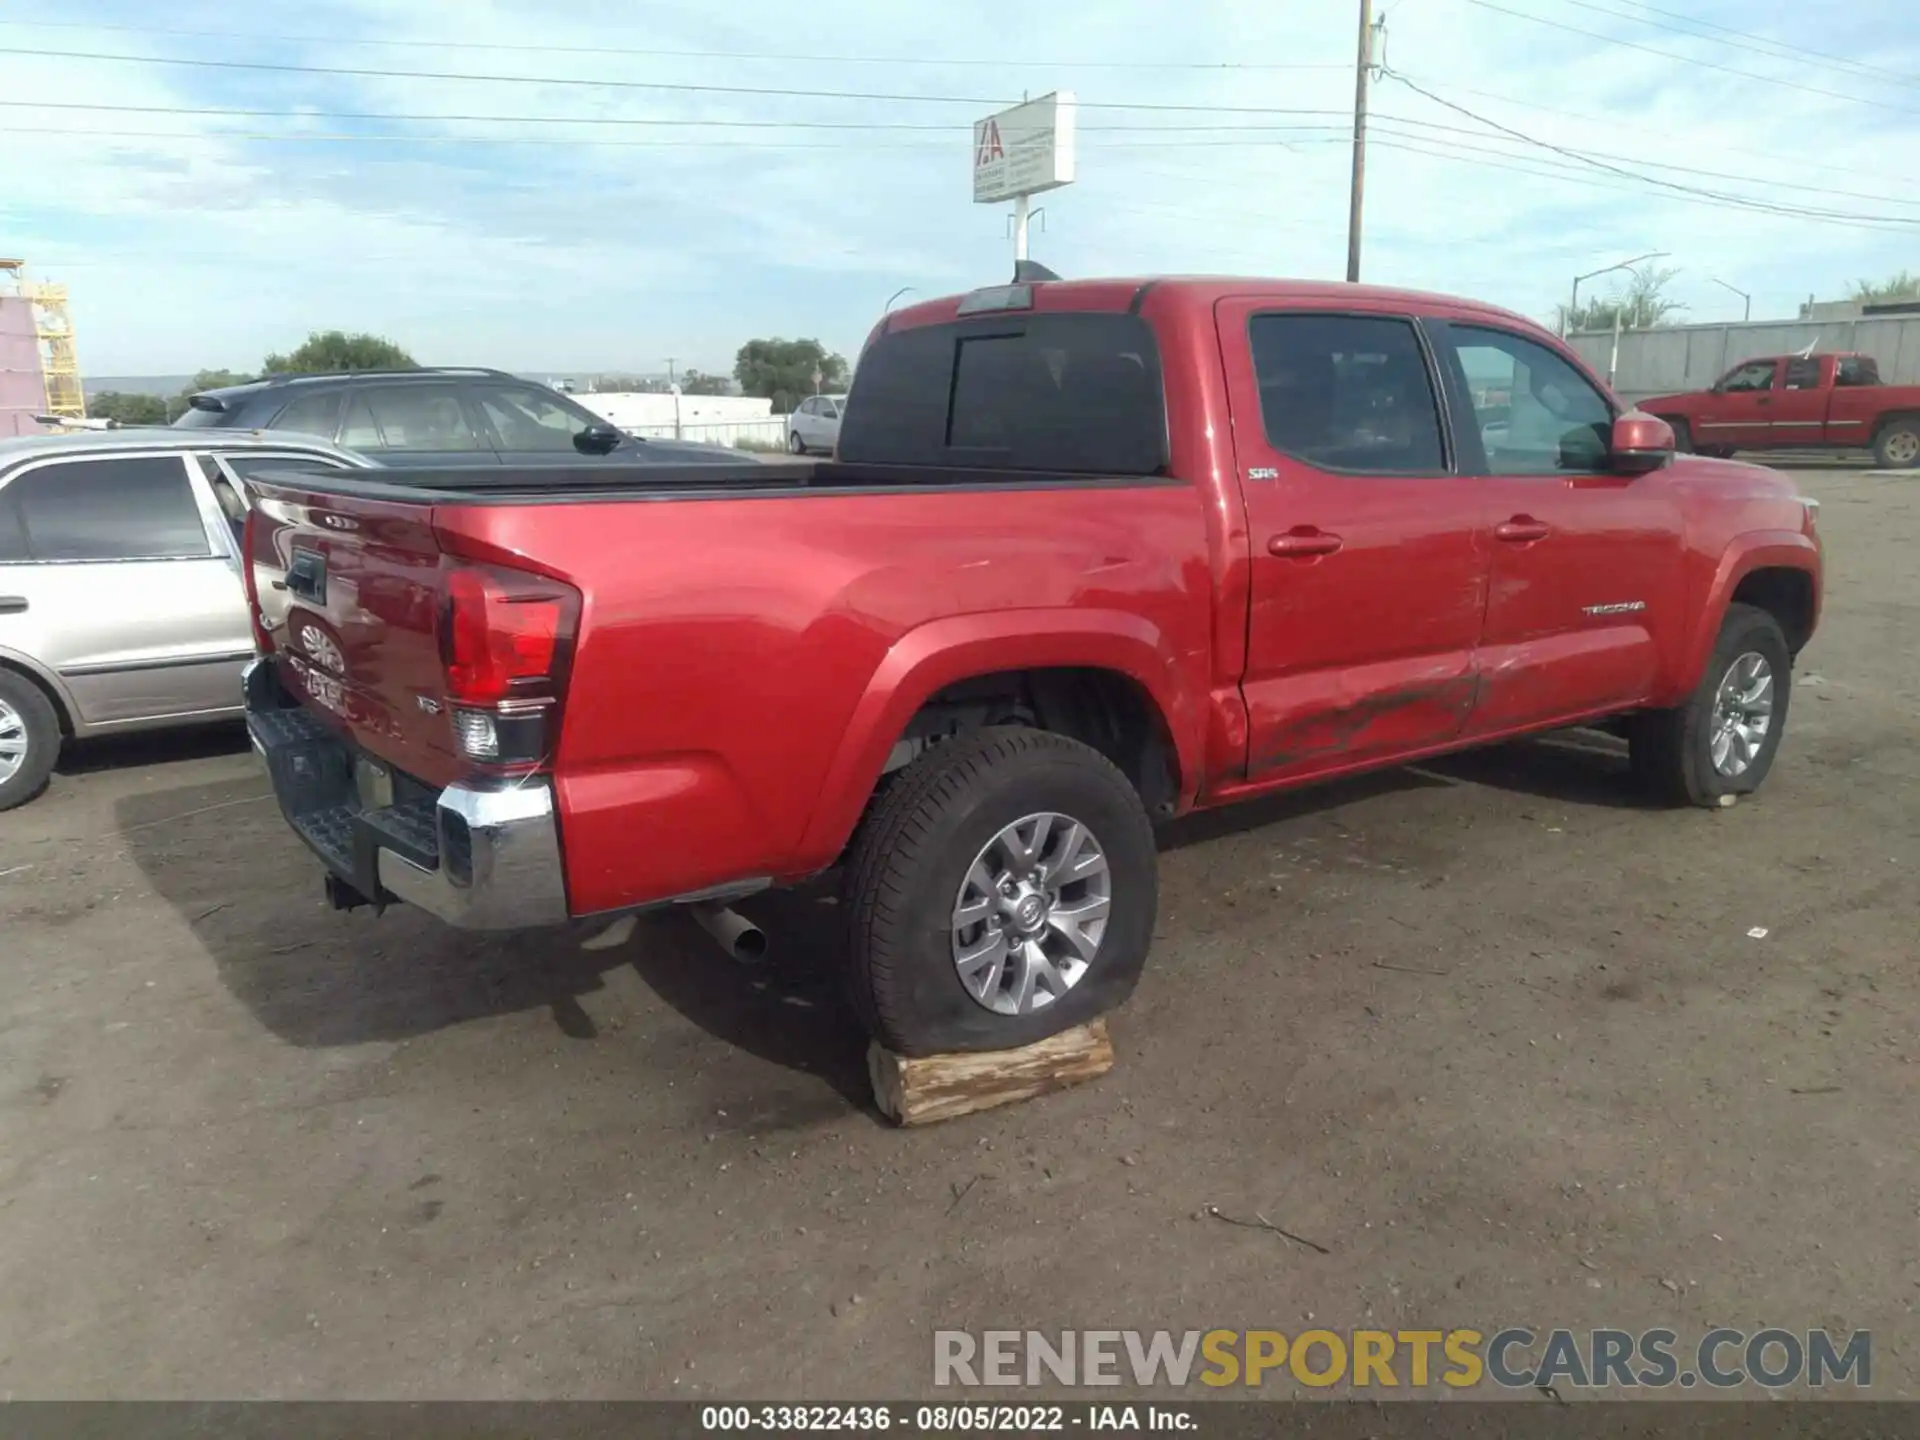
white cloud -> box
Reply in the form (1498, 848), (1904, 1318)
(2, 0), (1915, 374)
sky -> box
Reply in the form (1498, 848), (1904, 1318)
(1, 0), (1916, 378)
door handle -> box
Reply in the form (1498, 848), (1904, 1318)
(0, 596), (25, 615)
(1495, 517), (1551, 543)
(1268, 528), (1343, 558)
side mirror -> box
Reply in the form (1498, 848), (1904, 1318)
(575, 420), (624, 455)
(1609, 411), (1674, 475)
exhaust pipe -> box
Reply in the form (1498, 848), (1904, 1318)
(689, 903), (767, 963)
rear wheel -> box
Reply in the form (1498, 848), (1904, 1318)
(1629, 603), (1791, 807)
(1874, 418), (1920, 470)
(842, 727), (1157, 1056)
(788, 431), (806, 455)
(0, 669), (60, 812)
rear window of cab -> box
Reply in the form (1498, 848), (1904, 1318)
(838, 312), (1168, 476)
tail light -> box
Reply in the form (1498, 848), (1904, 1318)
(437, 562), (581, 771)
(240, 510), (275, 656)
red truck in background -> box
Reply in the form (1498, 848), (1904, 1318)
(238, 271), (1823, 1059)
(1642, 352), (1920, 468)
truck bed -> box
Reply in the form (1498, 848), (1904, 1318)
(246, 459), (1175, 505)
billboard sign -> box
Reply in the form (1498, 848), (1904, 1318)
(972, 91), (1077, 204)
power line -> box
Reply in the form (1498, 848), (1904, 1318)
(1466, 1), (1920, 117)
(1368, 136), (1920, 235)
(1381, 68), (1920, 228)
(0, 46), (1350, 116)
(0, 99), (1354, 132)
(12, 89), (1913, 213)
(0, 17), (1344, 72)
(1554, 0), (1916, 87)
(0, 123), (1352, 152)
(1383, 73), (1904, 184)
(5, 93), (1909, 211)
(1363, 114), (1920, 211)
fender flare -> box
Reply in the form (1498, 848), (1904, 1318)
(793, 607), (1204, 870)
(1668, 530), (1820, 698)
(0, 644), (79, 736)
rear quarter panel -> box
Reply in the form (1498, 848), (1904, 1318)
(439, 483), (1219, 915)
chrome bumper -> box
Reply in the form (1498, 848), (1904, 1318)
(378, 782), (569, 930)
(243, 657), (569, 931)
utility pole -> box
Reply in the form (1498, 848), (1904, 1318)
(1346, 0), (1376, 284)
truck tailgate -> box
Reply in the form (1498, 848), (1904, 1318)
(246, 484), (466, 790)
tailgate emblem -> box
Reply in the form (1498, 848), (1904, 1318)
(415, 695), (441, 714)
(297, 622), (346, 676)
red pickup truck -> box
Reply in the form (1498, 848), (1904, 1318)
(240, 274), (1822, 1057)
(1642, 351), (1920, 468)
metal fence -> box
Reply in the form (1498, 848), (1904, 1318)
(1568, 316), (1920, 407)
(622, 416), (792, 450)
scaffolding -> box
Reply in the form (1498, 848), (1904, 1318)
(0, 259), (87, 421)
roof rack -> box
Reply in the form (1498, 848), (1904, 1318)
(245, 366), (517, 387)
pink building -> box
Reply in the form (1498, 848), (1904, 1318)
(1, 294), (47, 438)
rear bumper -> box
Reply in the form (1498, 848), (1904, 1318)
(242, 658), (568, 930)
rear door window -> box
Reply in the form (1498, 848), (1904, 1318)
(838, 312), (1167, 474)
(6, 456), (213, 561)
(1783, 358), (1823, 390)
(1836, 356), (1881, 387)
(346, 384), (483, 452)
(1247, 313), (1447, 474)
(267, 390), (345, 439)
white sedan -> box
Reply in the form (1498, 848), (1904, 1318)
(788, 395), (847, 455)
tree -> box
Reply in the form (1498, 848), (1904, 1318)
(680, 369), (733, 396)
(88, 391), (170, 426)
(261, 331), (417, 375)
(1848, 271), (1920, 304)
(186, 368), (253, 392)
(1557, 265), (1687, 333)
(733, 338), (847, 414)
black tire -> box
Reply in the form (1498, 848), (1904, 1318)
(1629, 603), (1792, 807)
(0, 668), (61, 812)
(788, 431), (806, 455)
(1873, 417), (1920, 470)
(1666, 418), (1693, 455)
(842, 726), (1158, 1056)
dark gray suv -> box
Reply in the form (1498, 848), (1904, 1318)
(172, 367), (740, 467)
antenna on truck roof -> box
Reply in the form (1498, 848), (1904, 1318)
(1012, 260), (1062, 284)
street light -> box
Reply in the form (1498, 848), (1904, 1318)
(1565, 251), (1669, 337)
(1710, 277), (1752, 323)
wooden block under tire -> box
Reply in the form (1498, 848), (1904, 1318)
(867, 1019), (1115, 1127)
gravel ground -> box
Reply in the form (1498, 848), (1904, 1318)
(1, 465), (1914, 1400)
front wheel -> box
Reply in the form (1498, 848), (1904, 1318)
(842, 727), (1158, 1056)
(1667, 418), (1693, 455)
(788, 431), (806, 454)
(1629, 603), (1791, 807)
(1874, 419), (1920, 470)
